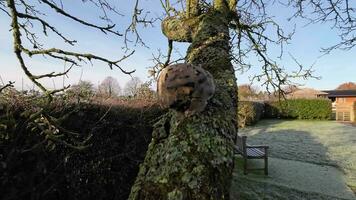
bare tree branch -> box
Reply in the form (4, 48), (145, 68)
(17, 12), (77, 45)
(5, 0), (136, 101)
(0, 81), (14, 93)
(124, 0), (156, 49)
(0, 0), (11, 16)
(40, 0), (123, 36)
(285, 0), (356, 53)
(22, 47), (135, 74)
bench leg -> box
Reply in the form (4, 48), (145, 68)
(244, 157), (248, 175)
(264, 156), (268, 175)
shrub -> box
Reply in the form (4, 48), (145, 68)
(264, 99), (331, 120)
(65, 80), (95, 102)
(238, 101), (264, 128)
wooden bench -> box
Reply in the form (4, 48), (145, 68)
(234, 135), (269, 175)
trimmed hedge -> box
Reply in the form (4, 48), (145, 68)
(264, 99), (332, 120)
(238, 101), (264, 128)
(0, 96), (163, 200)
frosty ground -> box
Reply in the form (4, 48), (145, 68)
(231, 120), (356, 200)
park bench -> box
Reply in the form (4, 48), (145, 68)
(234, 135), (269, 175)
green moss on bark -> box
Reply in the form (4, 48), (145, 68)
(162, 15), (201, 42)
(129, 7), (237, 200)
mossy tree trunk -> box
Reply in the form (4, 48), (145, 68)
(129, 1), (238, 199)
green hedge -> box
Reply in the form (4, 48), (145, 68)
(265, 99), (332, 120)
(0, 95), (163, 200)
(238, 101), (264, 128)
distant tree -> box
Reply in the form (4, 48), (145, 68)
(98, 76), (121, 98)
(123, 77), (142, 96)
(135, 82), (156, 100)
(283, 85), (299, 94)
(238, 84), (260, 100)
(336, 82), (356, 90)
(66, 80), (95, 102)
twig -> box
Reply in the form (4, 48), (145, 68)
(0, 81), (15, 93)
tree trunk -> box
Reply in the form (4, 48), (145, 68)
(129, 2), (237, 200)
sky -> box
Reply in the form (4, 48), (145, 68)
(0, 0), (355, 92)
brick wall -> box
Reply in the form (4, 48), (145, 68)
(335, 97), (356, 121)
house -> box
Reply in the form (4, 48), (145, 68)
(317, 90), (356, 122)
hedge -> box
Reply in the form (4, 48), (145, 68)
(238, 101), (264, 128)
(264, 99), (332, 120)
(0, 95), (163, 200)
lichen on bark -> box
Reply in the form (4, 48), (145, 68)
(129, 3), (238, 200)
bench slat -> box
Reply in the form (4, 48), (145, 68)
(246, 148), (265, 157)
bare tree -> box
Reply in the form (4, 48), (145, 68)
(129, 0), (321, 198)
(124, 77), (142, 96)
(98, 76), (121, 97)
(336, 82), (356, 90)
(283, 84), (299, 94)
(130, 1), (239, 199)
(66, 80), (95, 101)
(135, 82), (156, 100)
(238, 84), (260, 100)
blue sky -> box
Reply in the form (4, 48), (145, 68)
(0, 1), (355, 91)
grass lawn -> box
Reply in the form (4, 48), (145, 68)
(230, 119), (356, 200)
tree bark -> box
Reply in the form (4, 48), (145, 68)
(129, 1), (237, 199)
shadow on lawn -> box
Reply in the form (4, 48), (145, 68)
(232, 123), (356, 199)
(241, 128), (338, 167)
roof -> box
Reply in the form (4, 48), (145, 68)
(320, 90), (356, 97)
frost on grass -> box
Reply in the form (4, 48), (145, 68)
(235, 120), (356, 198)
